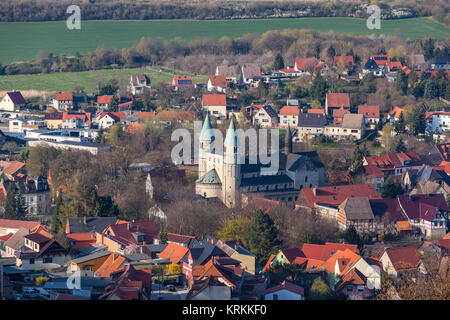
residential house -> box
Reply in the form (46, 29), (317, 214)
(99, 264), (152, 300)
(397, 194), (448, 239)
(0, 160), (26, 181)
(337, 197), (376, 232)
(325, 93), (350, 116)
(166, 233), (198, 248)
(334, 268), (375, 300)
(95, 112), (125, 129)
(241, 64), (261, 85)
(202, 94), (227, 119)
(0, 219), (40, 237)
(12, 231), (69, 270)
(408, 54), (426, 70)
(53, 92), (73, 111)
(0, 176), (51, 216)
(159, 243), (190, 265)
(371, 54), (390, 66)
(387, 106), (404, 125)
(332, 109), (351, 125)
(334, 56), (355, 69)
(324, 113), (365, 140)
(61, 112), (91, 129)
(94, 253), (128, 278)
(172, 75), (193, 90)
(264, 281), (304, 300)
(296, 113), (328, 141)
(431, 56), (450, 70)
(96, 95), (113, 109)
(426, 111), (450, 133)
(0, 91), (26, 111)
(215, 65), (238, 83)
(361, 58), (385, 78)
(207, 75), (228, 93)
(363, 152), (423, 177)
(215, 240), (256, 275)
(387, 61), (403, 73)
(293, 57), (324, 75)
(296, 184), (381, 220)
(358, 105), (380, 126)
(186, 276), (232, 300)
(379, 246), (426, 278)
(252, 105), (278, 128)
(65, 216), (119, 234)
(279, 106), (300, 128)
(307, 108), (325, 115)
(404, 166), (450, 197)
(69, 251), (111, 273)
(44, 113), (63, 129)
(65, 232), (97, 250)
(129, 74), (151, 95)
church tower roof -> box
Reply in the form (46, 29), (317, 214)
(224, 116), (239, 147)
(200, 113), (214, 141)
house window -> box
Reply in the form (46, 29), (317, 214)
(273, 294), (278, 300)
(347, 285), (353, 292)
(29, 258), (35, 265)
(357, 285), (364, 292)
(43, 257), (52, 264)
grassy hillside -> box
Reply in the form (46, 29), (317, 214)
(0, 17), (448, 64)
(0, 67), (207, 94)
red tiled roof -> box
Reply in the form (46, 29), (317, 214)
(382, 246), (421, 272)
(307, 108), (325, 115)
(0, 232), (13, 242)
(294, 57), (315, 71)
(172, 75), (193, 86)
(321, 249), (362, 276)
(388, 106), (404, 119)
(262, 254), (276, 272)
(439, 239), (450, 250)
(279, 105), (300, 116)
(370, 54), (390, 66)
(96, 111), (125, 122)
(358, 105), (380, 119)
(95, 253), (127, 278)
(281, 248), (305, 263)
(332, 109), (350, 124)
(388, 61), (403, 70)
(297, 184), (381, 208)
(364, 152), (423, 171)
(55, 92), (73, 101)
(326, 93), (350, 108)
(334, 56), (354, 67)
(208, 75), (227, 88)
(248, 198), (279, 213)
(62, 112), (91, 124)
(301, 242), (358, 262)
(0, 161), (25, 176)
(138, 111), (157, 121)
(202, 94), (226, 106)
(0, 219), (40, 231)
(265, 281), (304, 296)
(97, 95), (113, 104)
(335, 268), (367, 292)
(166, 233), (196, 245)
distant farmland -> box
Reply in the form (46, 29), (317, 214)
(0, 17), (449, 64)
(0, 67), (207, 93)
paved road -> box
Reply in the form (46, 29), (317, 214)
(151, 284), (189, 300)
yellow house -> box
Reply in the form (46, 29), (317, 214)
(44, 113), (63, 129)
(69, 251), (111, 272)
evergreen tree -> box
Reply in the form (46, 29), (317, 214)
(343, 225), (362, 248)
(424, 80), (438, 99)
(273, 53), (285, 70)
(159, 232), (168, 245)
(326, 45), (336, 60)
(310, 74), (327, 103)
(395, 112), (406, 134)
(52, 193), (65, 233)
(108, 96), (120, 112)
(246, 210), (281, 266)
(3, 184), (26, 219)
(349, 145), (365, 175)
(422, 38), (435, 61)
(381, 176), (404, 199)
(407, 105), (426, 136)
(394, 137), (407, 153)
(396, 69), (408, 94)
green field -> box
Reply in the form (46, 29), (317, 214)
(0, 17), (449, 64)
(0, 67), (207, 93)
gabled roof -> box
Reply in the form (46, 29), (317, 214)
(321, 249), (362, 276)
(216, 65), (238, 77)
(298, 113), (327, 127)
(0, 219), (40, 231)
(370, 54), (390, 66)
(172, 75), (193, 86)
(334, 56), (354, 67)
(335, 268), (368, 292)
(369, 198), (408, 221)
(4, 91), (26, 105)
(341, 113), (364, 129)
(202, 94), (226, 106)
(326, 93), (350, 108)
(339, 197), (375, 221)
(279, 105), (300, 116)
(358, 105), (380, 119)
(159, 243), (189, 264)
(66, 217), (118, 234)
(294, 57), (316, 71)
(167, 233), (196, 247)
(97, 95), (113, 104)
(241, 64), (261, 79)
(265, 280), (304, 296)
(281, 248), (305, 263)
(95, 253), (127, 278)
(96, 111), (125, 122)
(388, 106), (403, 119)
(208, 75), (227, 88)
(307, 108), (325, 115)
(301, 242), (359, 262)
(106, 221), (159, 245)
(196, 168), (222, 185)
(397, 194), (448, 222)
(382, 246), (421, 272)
(55, 92), (73, 101)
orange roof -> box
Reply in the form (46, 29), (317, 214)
(397, 221), (413, 231)
(62, 112), (91, 124)
(208, 75), (227, 88)
(126, 123), (145, 133)
(0, 219), (40, 230)
(358, 105), (380, 119)
(138, 111), (156, 121)
(388, 61), (403, 70)
(334, 56), (354, 67)
(301, 242), (359, 262)
(262, 254), (277, 272)
(97, 95), (113, 104)
(326, 93), (350, 108)
(307, 108), (325, 115)
(96, 111), (125, 121)
(0, 161), (25, 176)
(159, 243), (189, 264)
(370, 54), (390, 66)
(172, 75), (193, 86)
(388, 106), (403, 119)
(279, 105), (300, 116)
(321, 249), (362, 276)
(65, 232), (96, 242)
(332, 109), (350, 123)
(382, 246), (421, 272)
(31, 224), (52, 239)
(55, 92), (73, 101)
(444, 232), (450, 240)
(95, 253), (127, 278)
(294, 57), (316, 71)
(202, 94), (226, 106)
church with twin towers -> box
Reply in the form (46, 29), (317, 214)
(195, 113), (327, 208)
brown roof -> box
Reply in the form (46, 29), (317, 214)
(55, 92), (73, 101)
(208, 75), (227, 88)
(265, 280), (304, 296)
(0, 219), (40, 231)
(341, 113), (364, 129)
(216, 65), (237, 77)
(326, 93), (350, 108)
(241, 64), (261, 79)
(383, 246), (421, 272)
(279, 106), (300, 116)
(339, 197), (375, 221)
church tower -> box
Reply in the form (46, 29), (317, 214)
(199, 113), (214, 179)
(223, 116), (241, 208)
